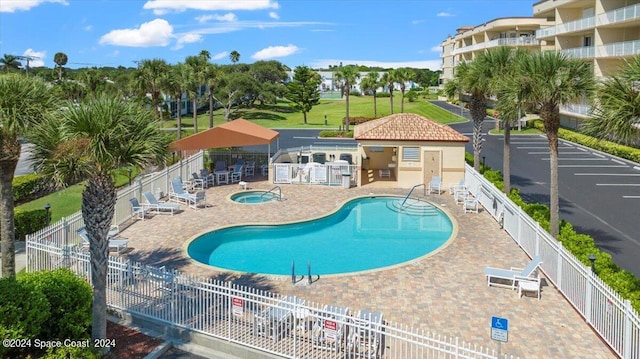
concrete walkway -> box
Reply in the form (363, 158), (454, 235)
(0, 241), (26, 277)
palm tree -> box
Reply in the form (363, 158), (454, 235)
(0, 74), (58, 277)
(53, 52), (68, 81)
(136, 58), (169, 120)
(230, 50), (240, 64)
(185, 55), (207, 133)
(444, 59), (491, 171)
(360, 72), (380, 117)
(582, 56), (640, 147)
(516, 50), (596, 237)
(395, 68), (415, 113)
(203, 63), (220, 128)
(381, 70), (397, 114)
(28, 94), (170, 343)
(334, 65), (360, 132)
(0, 54), (21, 72)
(163, 63), (189, 139)
(199, 50), (211, 60)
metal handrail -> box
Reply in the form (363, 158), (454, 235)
(262, 186), (282, 201)
(401, 184), (426, 207)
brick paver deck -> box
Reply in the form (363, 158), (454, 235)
(119, 181), (615, 358)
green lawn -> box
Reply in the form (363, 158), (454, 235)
(489, 127), (542, 135)
(163, 96), (465, 133)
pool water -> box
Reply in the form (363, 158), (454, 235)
(231, 191), (279, 204)
(187, 196), (454, 275)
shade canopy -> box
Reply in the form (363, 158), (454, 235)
(170, 118), (280, 151)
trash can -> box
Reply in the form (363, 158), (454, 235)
(341, 172), (351, 189)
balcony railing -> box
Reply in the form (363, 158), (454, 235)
(537, 3), (640, 38)
(560, 103), (591, 117)
(597, 39), (640, 58)
(561, 46), (595, 59)
(452, 37), (540, 55)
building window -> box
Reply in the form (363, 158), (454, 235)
(583, 36), (592, 47)
(402, 147), (420, 161)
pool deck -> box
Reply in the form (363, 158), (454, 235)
(119, 181), (615, 359)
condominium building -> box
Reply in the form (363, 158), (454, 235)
(440, 17), (552, 85)
(440, 0), (640, 128)
(533, 0), (640, 125)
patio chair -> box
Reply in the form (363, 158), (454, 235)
(254, 296), (305, 341)
(199, 168), (215, 187)
(516, 274), (542, 300)
(312, 305), (350, 352)
(190, 172), (206, 190)
(428, 176), (443, 194)
(214, 160), (227, 172)
(449, 178), (467, 195)
(347, 310), (384, 358)
(230, 164), (243, 183)
(169, 177), (198, 205)
(244, 160), (255, 177)
(142, 191), (181, 215)
(463, 196), (479, 213)
(188, 191), (207, 209)
(129, 197), (150, 220)
(77, 227), (128, 254)
(483, 256), (543, 290)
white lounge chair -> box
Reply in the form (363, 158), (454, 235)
(254, 296), (305, 341)
(312, 305), (350, 352)
(463, 196), (479, 213)
(77, 227), (128, 254)
(428, 176), (443, 194)
(516, 274), (542, 300)
(129, 197), (149, 220)
(169, 177), (197, 205)
(142, 191), (180, 215)
(449, 178), (467, 195)
(347, 310), (384, 358)
(483, 256), (543, 290)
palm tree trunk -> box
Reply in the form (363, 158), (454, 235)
(192, 99), (198, 133)
(503, 120), (511, 194)
(208, 91), (214, 128)
(543, 104), (561, 237)
(389, 90), (394, 115)
(373, 91), (377, 117)
(0, 152), (18, 278)
(469, 96), (487, 171)
(84, 174), (116, 343)
(177, 99), (183, 140)
(344, 92), (350, 132)
(400, 90), (405, 113)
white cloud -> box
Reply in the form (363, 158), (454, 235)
(99, 19), (174, 47)
(213, 13), (237, 22)
(196, 14), (214, 23)
(143, 0), (278, 15)
(0, 0), (67, 13)
(431, 45), (441, 52)
(22, 49), (46, 67)
(310, 59), (442, 71)
(211, 51), (228, 60)
(411, 19), (424, 25)
(173, 33), (202, 50)
(83, 25), (93, 32)
(252, 45), (300, 60)
(437, 12), (454, 17)
(269, 12), (279, 20)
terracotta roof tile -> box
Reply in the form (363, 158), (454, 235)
(353, 113), (469, 142)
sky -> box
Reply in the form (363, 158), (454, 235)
(0, 0), (534, 71)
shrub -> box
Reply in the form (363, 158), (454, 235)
(349, 90), (362, 97)
(14, 208), (48, 240)
(345, 117), (378, 125)
(42, 344), (101, 359)
(0, 277), (51, 357)
(406, 90), (419, 102)
(13, 174), (48, 204)
(21, 268), (92, 340)
(376, 92), (390, 98)
(319, 130), (354, 138)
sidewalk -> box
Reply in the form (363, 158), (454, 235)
(0, 241), (26, 277)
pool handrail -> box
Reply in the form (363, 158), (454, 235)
(263, 186), (282, 201)
(401, 184), (426, 207)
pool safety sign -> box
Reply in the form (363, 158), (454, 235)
(491, 316), (508, 342)
(323, 319), (338, 340)
(232, 297), (244, 317)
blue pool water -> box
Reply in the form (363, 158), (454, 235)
(187, 196), (454, 275)
(231, 191), (278, 204)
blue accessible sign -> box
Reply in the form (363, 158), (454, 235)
(491, 316), (508, 342)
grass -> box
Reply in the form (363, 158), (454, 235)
(162, 96), (465, 133)
(489, 127), (542, 135)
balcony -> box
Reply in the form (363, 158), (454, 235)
(561, 46), (595, 59)
(537, 4), (640, 39)
(452, 37), (540, 55)
(560, 103), (591, 117)
(597, 39), (640, 58)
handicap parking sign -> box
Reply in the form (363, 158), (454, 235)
(491, 316), (508, 342)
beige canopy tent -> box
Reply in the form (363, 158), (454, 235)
(170, 118), (279, 152)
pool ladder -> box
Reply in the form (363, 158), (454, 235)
(262, 186), (282, 201)
(401, 184), (426, 207)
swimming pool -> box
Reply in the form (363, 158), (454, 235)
(230, 191), (279, 204)
(187, 196), (454, 275)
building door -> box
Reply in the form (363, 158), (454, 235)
(423, 151), (441, 182)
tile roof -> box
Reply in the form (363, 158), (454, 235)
(353, 113), (469, 142)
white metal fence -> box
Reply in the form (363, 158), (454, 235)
(272, 163), (357, 186)
(464, 164), (640, 359)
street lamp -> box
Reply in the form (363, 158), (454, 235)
(44, 203), (51, 224)
(127, 167), (133, 186)
(588, 254), (596, 273)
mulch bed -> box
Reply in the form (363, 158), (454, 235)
(102, 321), (164, 359)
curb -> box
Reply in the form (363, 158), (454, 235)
(142, 341), (173, 359)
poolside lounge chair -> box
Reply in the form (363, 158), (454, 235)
(77, 227), (128, 254)
(449, 178), (467, 195)
(169, 177), (197, 205)
(312, 305), (350, 352)
(254, 296), (305, 341)
(463, 196), (479, 213)
(483, 256), (543, 290)
(129, 197), (150, 220)
(142, 191), (181, 215)
(428, 176), (443, 194)
(347, 310), (384, 358)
